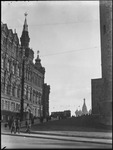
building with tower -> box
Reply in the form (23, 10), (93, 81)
(1, 13), (50, 122)
(75, 98), (88, 117)
(91, 1), (112, 125)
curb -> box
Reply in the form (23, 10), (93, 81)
(23, 130), (112, 139)
(1, 132), (112, 145)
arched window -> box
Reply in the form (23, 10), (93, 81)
(7, 82), (11, 95)
(5, 101), (8, 110)
(11, 102), (15, 112)
(8, 101), (10, 111)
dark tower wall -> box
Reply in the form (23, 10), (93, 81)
(91, 1), (112, 125)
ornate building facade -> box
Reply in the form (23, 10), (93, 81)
(91, 1), (112, 125)
(1, 14), (50, 122)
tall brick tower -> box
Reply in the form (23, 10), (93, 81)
(20, 12), (30, 48)
(20, 13), (34, 62)
(91, 1), (112, 125)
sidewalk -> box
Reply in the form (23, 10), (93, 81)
(1, 127), (112, 145)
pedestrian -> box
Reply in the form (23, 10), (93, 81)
(11, 119), (16, 134)
(16, 119), (21, 134)
(8, 117), (12, 130)
(26, 122), (31, 134)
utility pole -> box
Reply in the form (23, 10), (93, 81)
(20, 48), (25, 121)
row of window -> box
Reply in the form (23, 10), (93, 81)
(1, 57), (21, 77)
(2, 35), (19, 51)
(24, 86), (42, 104)
(25, 69), (43, 87)
(1, 100), (20, 112)
(1, 99), (41, 117)
(1, 56), (43, 87)
(1, 78), (42, 105)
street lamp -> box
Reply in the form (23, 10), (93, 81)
(20, 48), (25, 121)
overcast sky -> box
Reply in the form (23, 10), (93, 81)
(2, 1), (101, 116)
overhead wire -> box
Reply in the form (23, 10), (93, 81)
(40, 46), (100, 57)
(7, 20), (99, 28)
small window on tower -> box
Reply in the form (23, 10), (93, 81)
(103, 25), (106, 34)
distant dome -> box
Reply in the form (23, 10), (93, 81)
(82, 98), (88, 115)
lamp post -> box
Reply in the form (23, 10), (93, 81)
(20, 48), (25, 121)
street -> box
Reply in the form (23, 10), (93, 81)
(1, 134), (112, 149)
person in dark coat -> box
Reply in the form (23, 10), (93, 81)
(11, 119), (16, 134)
(16, 119), (21, 133)
(8, 118), (12, 130)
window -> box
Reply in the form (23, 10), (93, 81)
(8, 101), (10, 111)
(33, 91), (35, 103)
(35, 108), (37, 116)
(1, 100), (4, 110)
(17, 65), (19, 76)
(28, 90), (30, 100)
(12, 84), (16, 97)
(11, 102), (15, 111)
(12, 63), (14, 74)
(7, 60), (10, 72)
(30, 89), (32, 101)
(5, 101), (8, 110)
(24, 87), (26, 97)
(1, 57), (4, 68)
(37, 76), (40, 86)
(7, 83), (11, 95)
(14, 64), (17, 75)
(16, 103), (19, 112)
(26, 86), (28, 99)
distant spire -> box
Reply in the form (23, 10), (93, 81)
(82, 98), (88, 115)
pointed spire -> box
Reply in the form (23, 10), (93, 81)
(20, 12), (30, 48)
(23, 12), (28, 31)
(82, 98), (88, 115)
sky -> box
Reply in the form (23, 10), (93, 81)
(2, 1), (101, 116)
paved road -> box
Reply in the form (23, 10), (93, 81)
(1, 134), (112, 149)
